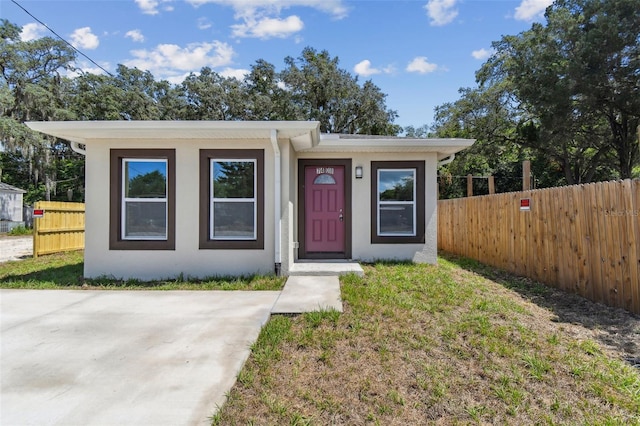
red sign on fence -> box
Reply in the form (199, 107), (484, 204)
(33, 209), (45, 218)
(520, 199), (531, 211)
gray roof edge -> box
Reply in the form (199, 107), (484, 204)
(0, 182), (27, 193)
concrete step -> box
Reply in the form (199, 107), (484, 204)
(288, 261), (364, 277)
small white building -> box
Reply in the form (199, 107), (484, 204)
(27, 121), (473, 280)
(0, 181), (27, 227)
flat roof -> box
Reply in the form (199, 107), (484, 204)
(26, 121), (474, 157)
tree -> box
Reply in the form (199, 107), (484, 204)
(478, 0), (639, 180)
(280, 47), (400, 135)
(0, 19), (82, 202)
(181, 67), (248, 120)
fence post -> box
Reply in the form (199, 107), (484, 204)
(33, 201), (40, 258)
(488, 175), (495, 194)
(467, 174), (473, 197)
(523, 160), (531, 191)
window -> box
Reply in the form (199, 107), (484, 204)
(110, 149), (175, 250)
(200, 149), (264, 249)
(371, 161), (425, 244)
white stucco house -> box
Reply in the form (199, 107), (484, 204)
(27, 121), (473, 280)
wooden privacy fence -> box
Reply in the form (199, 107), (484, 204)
(33, 201), (85, 258)
(438, 179), (640, 314)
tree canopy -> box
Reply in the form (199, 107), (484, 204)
(432, 0), (640, 197)
(0, 21), (400, 202)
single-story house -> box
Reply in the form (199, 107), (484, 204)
(0, 181), (27, 231)
(26, 121), (474, 280)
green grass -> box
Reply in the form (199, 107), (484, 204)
(7, 225), (32, 236)
(0, 251), (285, 291)
(213, 256), (640, 425)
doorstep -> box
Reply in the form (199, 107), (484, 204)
(288, 260), (364, 277)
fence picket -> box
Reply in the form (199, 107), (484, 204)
(33, 201), (85, 258)
(438, 180), (640, 315)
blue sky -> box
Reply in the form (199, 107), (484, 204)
(2, 0), (551, 129)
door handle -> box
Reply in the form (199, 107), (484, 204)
(339, 213), (344, 222)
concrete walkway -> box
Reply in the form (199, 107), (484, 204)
(272, 275), (343, 314)
(0, 262), (358, 425)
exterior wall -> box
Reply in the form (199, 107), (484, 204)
(295, 152), (439, 264)
(0, 192), (24, 222)
(279, 140), (296, 275)
(84, 139), (276, 280)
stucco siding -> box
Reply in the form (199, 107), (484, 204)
(295, 152), (439, 264)
(84, 139), (275, 280)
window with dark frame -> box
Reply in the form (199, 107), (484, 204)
(371, 161), (425, 244)
(109, 149), (176, 250)
(199, 149), (264, 250)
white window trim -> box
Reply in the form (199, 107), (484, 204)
(377, 168), (417, 237)
(121, 158), (168, 241)
(210, 158), (258, 241)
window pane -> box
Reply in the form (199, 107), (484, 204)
(378, 170), (414, 201)
(213, 161), (254, 198)
(379, 204), (414, 235)
(124, 201), (167, 238)
(313, 174), (336, 185)
(213, 202), (255, 238)
(125, 161), (167, 198)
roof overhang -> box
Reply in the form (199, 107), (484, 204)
(303, 134), (475, 160)
(25, 121), (474, 159)
(26, 120), (322, 151)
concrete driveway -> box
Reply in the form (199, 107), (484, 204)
(1, 289), (280, 425)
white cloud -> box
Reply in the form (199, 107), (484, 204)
(187, 0), (348, 20)
(471, 48), (492, 60)
(197, 17), (213, 30)
(232, 15), (303, 39)
(134, 0), (174, 15)
(125, 29), (145, 43)
(220, 67), (249, 80)
(514, 0), (553, 21)
(354, 60), (380, 77)
(20, 23), (47, 41)
(406, 57), (439, 74)
(424, 0), (458, 26)
(353, 60), (395, 77)
(124, 40), (235, 81)
(70, 27), (99, 50)
(20, 22), (47, 41)
(186, 0), (347, 39)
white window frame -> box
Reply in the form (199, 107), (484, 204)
(210, 158), (258, 241)
(377, 168), (417, 237)
(121, 158), (168, 241)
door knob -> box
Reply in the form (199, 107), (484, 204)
(339, 213), (344, 222)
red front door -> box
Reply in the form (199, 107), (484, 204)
(304, 165), (345, 254)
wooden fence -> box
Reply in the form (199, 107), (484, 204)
(33, 201), (85, 258)
(438, 179), (640, 314)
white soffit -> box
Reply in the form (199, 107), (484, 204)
(302, 134), (475, 159)
(25, 121), (321, 149)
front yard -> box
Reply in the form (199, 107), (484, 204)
(1, 252), (638, 424)
(215, 257), (640, 425)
